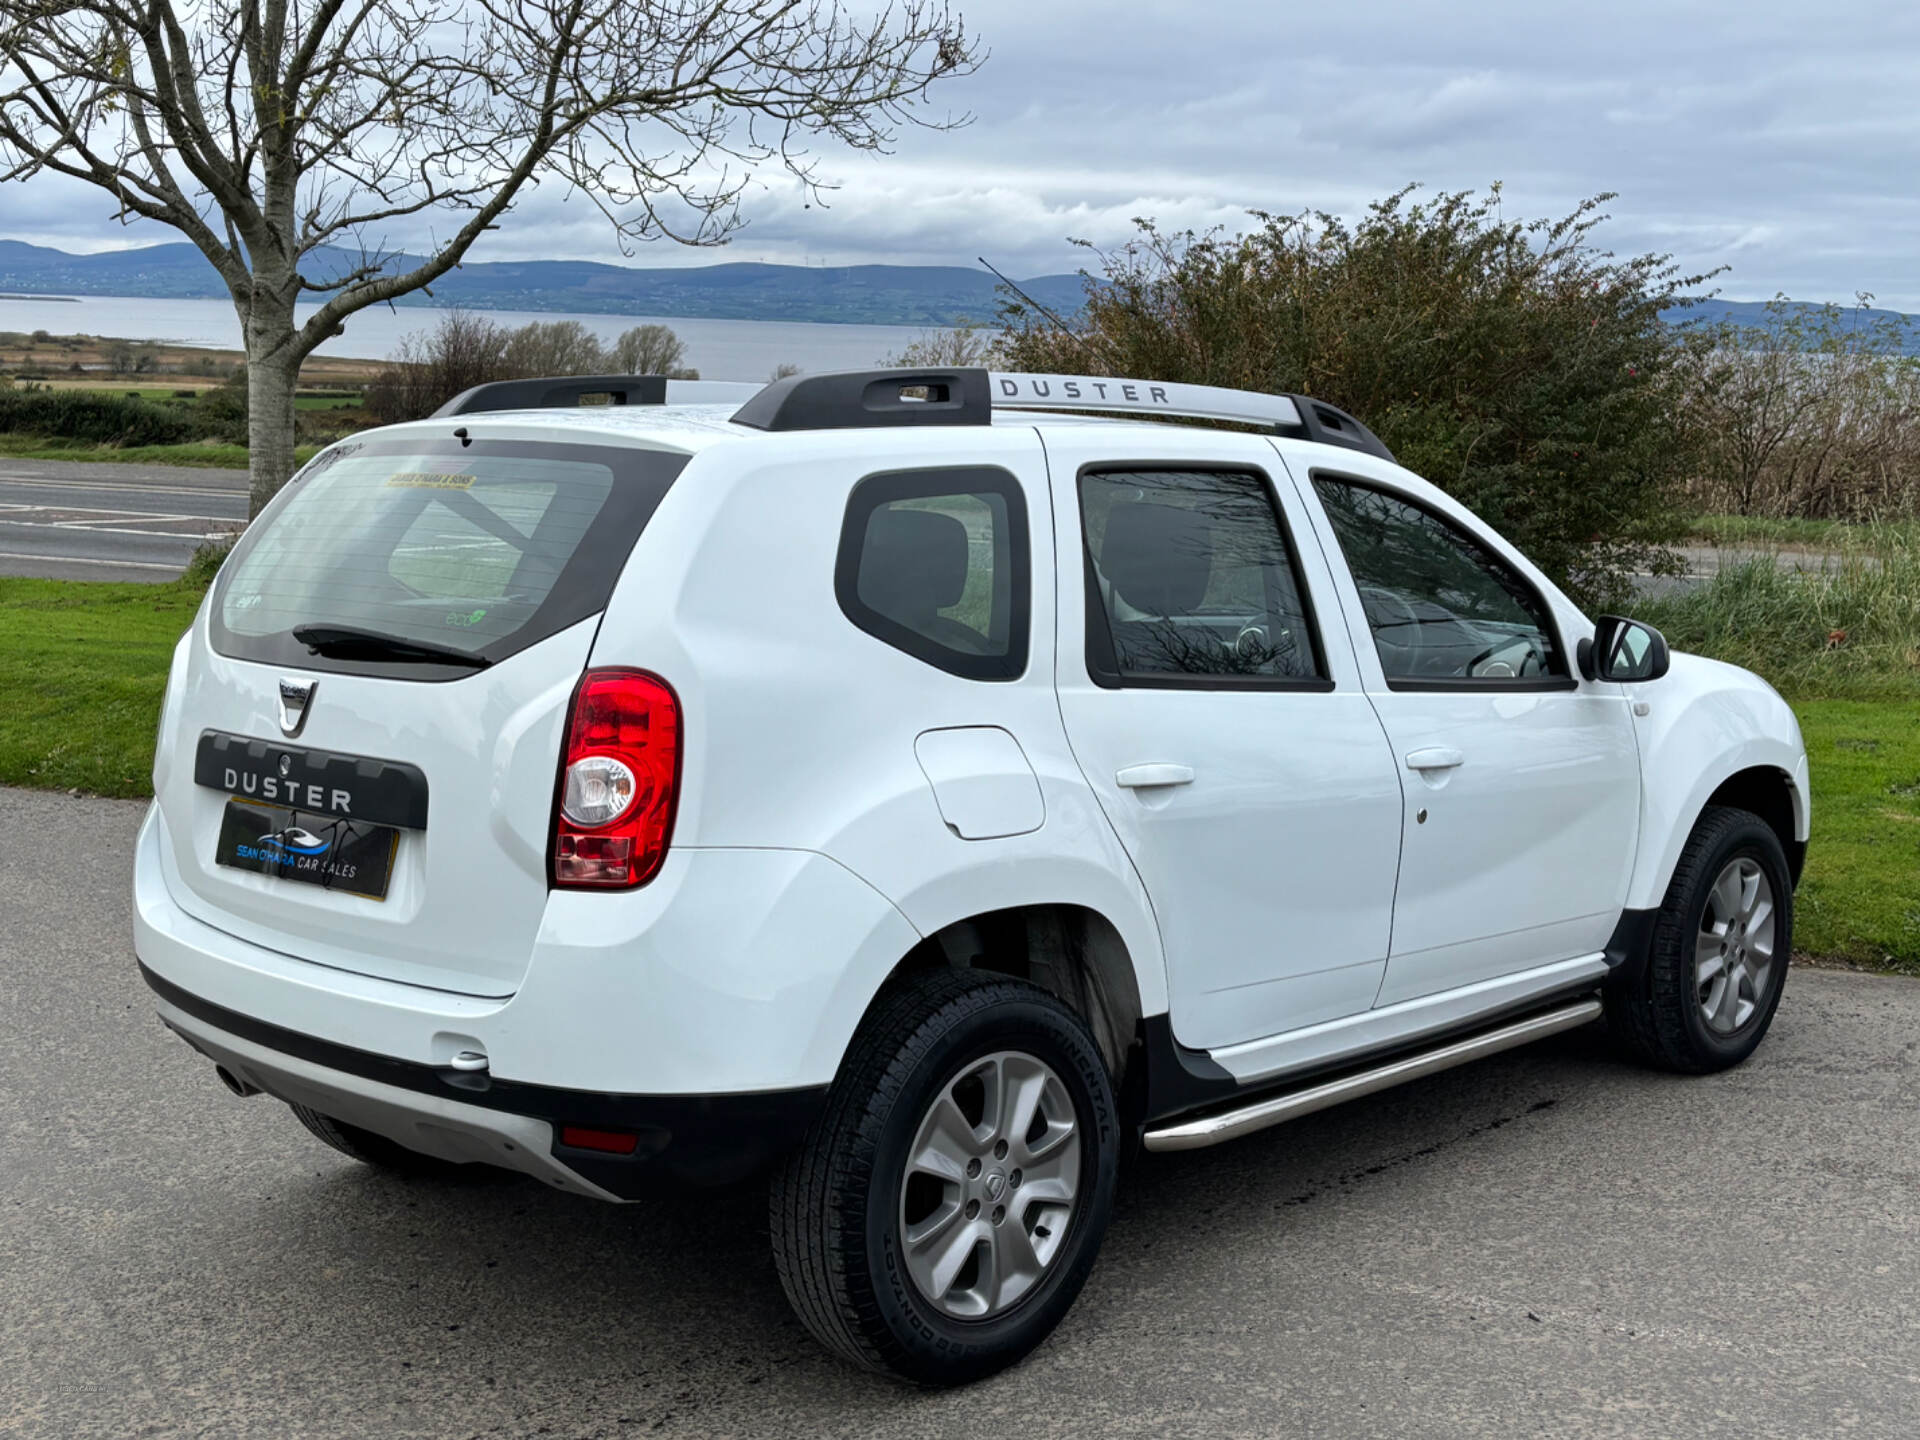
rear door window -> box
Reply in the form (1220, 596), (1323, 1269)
(211, 438), (686, 678)
(1079, 467), (1327, 687)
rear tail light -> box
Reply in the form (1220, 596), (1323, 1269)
(552, 669), (680, 889)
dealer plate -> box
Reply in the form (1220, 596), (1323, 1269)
(213, 798), (399, 900)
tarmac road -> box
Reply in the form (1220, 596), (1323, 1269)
(0, 458), (246, 582)
(3, 783), (1918, 1438)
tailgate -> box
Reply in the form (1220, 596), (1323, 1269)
(150, 431), (687, 997)
(155, 622), (593, 996)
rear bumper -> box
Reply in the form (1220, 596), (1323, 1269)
(133, 801), (920, 1095)
(144, 962), (825, 1196)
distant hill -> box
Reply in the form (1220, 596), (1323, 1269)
(0, 240), (1087, 328)
(7, 240), (1914, 350)
(1662, 297), (1920, 354)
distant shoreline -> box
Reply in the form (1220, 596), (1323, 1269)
(0, 293), (79, 302)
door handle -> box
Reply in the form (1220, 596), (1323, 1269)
(1404, 747), (1464, 772)
(1116, 763), (1195, 789)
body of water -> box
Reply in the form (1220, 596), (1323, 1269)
(0, 293), (940, 381)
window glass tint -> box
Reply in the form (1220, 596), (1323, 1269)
(387, 482), (559, 600)
(212, 438), (682, 675)
(838, 469), (1028, 680)
(1080, 469), (1321, 682)
(1312, 478), (1564, 683)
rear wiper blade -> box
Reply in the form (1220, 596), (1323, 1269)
(291, 623), (492, 669)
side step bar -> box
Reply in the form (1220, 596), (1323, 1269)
(1143, 998), (1603, 1153)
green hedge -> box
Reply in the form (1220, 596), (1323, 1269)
(0, 389), (198, 446)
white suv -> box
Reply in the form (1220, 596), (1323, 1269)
(134, 368), (1809, 1384)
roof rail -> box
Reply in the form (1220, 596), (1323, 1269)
(433, 375), (669, 418)
(728, 367), (1394, 461)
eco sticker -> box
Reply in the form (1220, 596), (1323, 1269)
(385, 471), (475, 489)
(445, 608), (488, 628)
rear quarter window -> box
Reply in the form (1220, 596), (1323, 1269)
(211, 437), (687, 679)
(834, 467), (1030, 681)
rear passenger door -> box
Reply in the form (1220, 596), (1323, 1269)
(1044, 431), (1404, 1052)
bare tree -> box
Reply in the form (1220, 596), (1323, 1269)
(360, 309), (510, 423)
(877, 322), (996, 368)
(0, 2), (978, 513)
(501, 320), (606, 378)
(1684, 296), (1920, 519)
(609, 323), (693, 378)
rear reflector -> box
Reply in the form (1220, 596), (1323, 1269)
(559, 1125), (641, 1155)
(552, 669), (680, 889)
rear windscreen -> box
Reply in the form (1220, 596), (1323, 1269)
(210, 436), (687, 678)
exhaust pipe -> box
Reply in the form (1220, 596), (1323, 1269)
(214, 1064), (262, 1098)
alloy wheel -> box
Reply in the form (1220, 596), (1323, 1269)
(1696, 857), (1778, 1035)
(897, 1050), (1082, 1320)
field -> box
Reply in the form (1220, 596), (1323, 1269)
(2, 533), (1915, 969)
(0, 328), (383, 386)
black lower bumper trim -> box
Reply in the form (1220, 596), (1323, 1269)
(138, 960), (825, 1193)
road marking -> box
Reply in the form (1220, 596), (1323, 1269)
(0, 498), (236, 522)
(0, 519), (230, 540)
(0, 549), (181, 571)
(0, 474), (245, 500)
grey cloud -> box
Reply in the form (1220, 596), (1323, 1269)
(5, 0), (1917, 305)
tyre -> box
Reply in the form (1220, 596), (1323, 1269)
(1606, 805), (1793, 1073)
(769, 968), (1120, 1385)
(289, 1103), (487, 1177)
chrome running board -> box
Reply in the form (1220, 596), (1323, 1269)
(1142, 998), (1603, 1153)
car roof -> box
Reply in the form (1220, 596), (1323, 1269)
(374, 403), (1285, 456)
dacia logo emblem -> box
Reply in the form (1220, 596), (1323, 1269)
(277, 678), (316, 738)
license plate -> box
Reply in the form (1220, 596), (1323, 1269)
(214, 798), (399, 899)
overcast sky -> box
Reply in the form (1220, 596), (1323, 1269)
(7, 0), (1919, 307)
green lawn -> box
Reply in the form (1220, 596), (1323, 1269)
(1, 571), (1915, 971)
(1792, 700), (1920, 971)
(0, 578), (204, 796)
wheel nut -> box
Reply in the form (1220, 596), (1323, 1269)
(993, 1140), (1008, 1160)
(991, 1205), (1005, 1226)
(966, 1158), (981, 1178)
(1010, 1169), (1022, 1188)
(965, 1198), (980, 1219)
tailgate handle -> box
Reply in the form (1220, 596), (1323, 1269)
(1116, 763), (1195, 789)
(1405, 747), (1465, 772)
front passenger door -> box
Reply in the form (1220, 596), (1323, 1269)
(1299, 466), (1641, 1007)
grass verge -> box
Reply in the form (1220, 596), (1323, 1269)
(1639, 526), (1920, 699)
(1688, 513), (1920, 549)
(0, 577), (203, 797)
(0, 433), (320, 469)
(0, 548), (1915, 969)
(1791, 700), (1920, 972)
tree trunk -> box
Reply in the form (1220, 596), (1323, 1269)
(244, 305), (302, 519)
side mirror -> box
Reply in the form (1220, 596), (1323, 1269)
(1579, 616), (1670, 683)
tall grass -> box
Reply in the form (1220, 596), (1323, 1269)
(1640, 526), (1920, 698)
